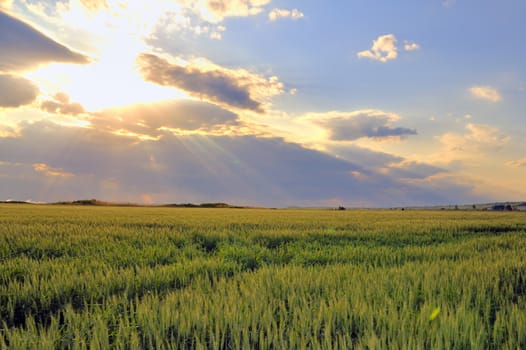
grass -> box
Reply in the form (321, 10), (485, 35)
(0, 205), (525, 349)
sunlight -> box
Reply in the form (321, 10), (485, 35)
(27, 39), (189, 111)
(61, 0), (184, 40)
(24, 0), (190, 111)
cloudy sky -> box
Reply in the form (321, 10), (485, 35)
(1, 0), (525, 207)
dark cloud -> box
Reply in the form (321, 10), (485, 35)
(137, 53), (282, 113)
(90, 99), (240, 137)
(0, 74), (39, 107)
(328, 115), (416, 141)
(0, 120), (490, 207)
(311, 111), (417, 141)
(41, 93), (85, 115)
(0, 11), (90, 72)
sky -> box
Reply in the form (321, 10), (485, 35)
(0, 0), (525, 207)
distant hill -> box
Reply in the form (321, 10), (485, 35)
(161, 202), (244, 208)
(49, 200), (247, 208)
(1, 199), (525, 210)
(397, 201), (526, 211)
(55, 199), (106, 206)
(0, 200), (33, 204)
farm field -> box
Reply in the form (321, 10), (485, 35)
(1, 205), (526, 349)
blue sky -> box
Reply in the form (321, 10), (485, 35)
(0, 0), (525, 206)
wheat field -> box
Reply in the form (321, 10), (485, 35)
(1, 205), (525, 349)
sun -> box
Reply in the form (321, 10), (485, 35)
(28, 41), (188, 111)
(24, 0), (190, 111)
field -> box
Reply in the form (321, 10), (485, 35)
(1, 205), (525, 349)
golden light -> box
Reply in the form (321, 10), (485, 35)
(25, 0), (191, 111)
(28, 53), (189, 111)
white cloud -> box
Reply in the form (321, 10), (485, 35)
(403, 41), (420, 51)
(268, 8), (304, 21)
(357, 35), (421, 62)
(469, 85), (502, 102)
(357, 34), (398, 63)
(179, 0), (272, 23)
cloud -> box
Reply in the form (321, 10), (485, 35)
(357, 34), (398, 63)
(404, 41), (420, 51)
(0, 74), (39, 107)
(437, 123), (511, 160)
(305, 110), (417, 141)
(33, 163), (74, 177)
(469, 85), (502, 102)
(321, 144), (444, 184)
(90, 99), (240, 137)
(210, 31), (222, 40)
(180, 0), (271, 23)
(0, 11), (90, 72)
(79, 0), (109, 12)
(382, 160), (444, 180)
(136, 52), (284, 113)
(0, 119), (490, 207)
(41, 93), (85, 115)
(400, 172), (495, 202)
(268, 8), (304, 21)
(506, 157), (526, 167)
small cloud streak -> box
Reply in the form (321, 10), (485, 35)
(0, 74), (39, 107)
(136, 52), (284, 113)
(357, 34), (398, 63)
(404, 41), (420, 51)
(506, 157), (526, 167)
(268, 8), (304, 21)
(33, 163), (74, 177)
(469, 85), (502, 102)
